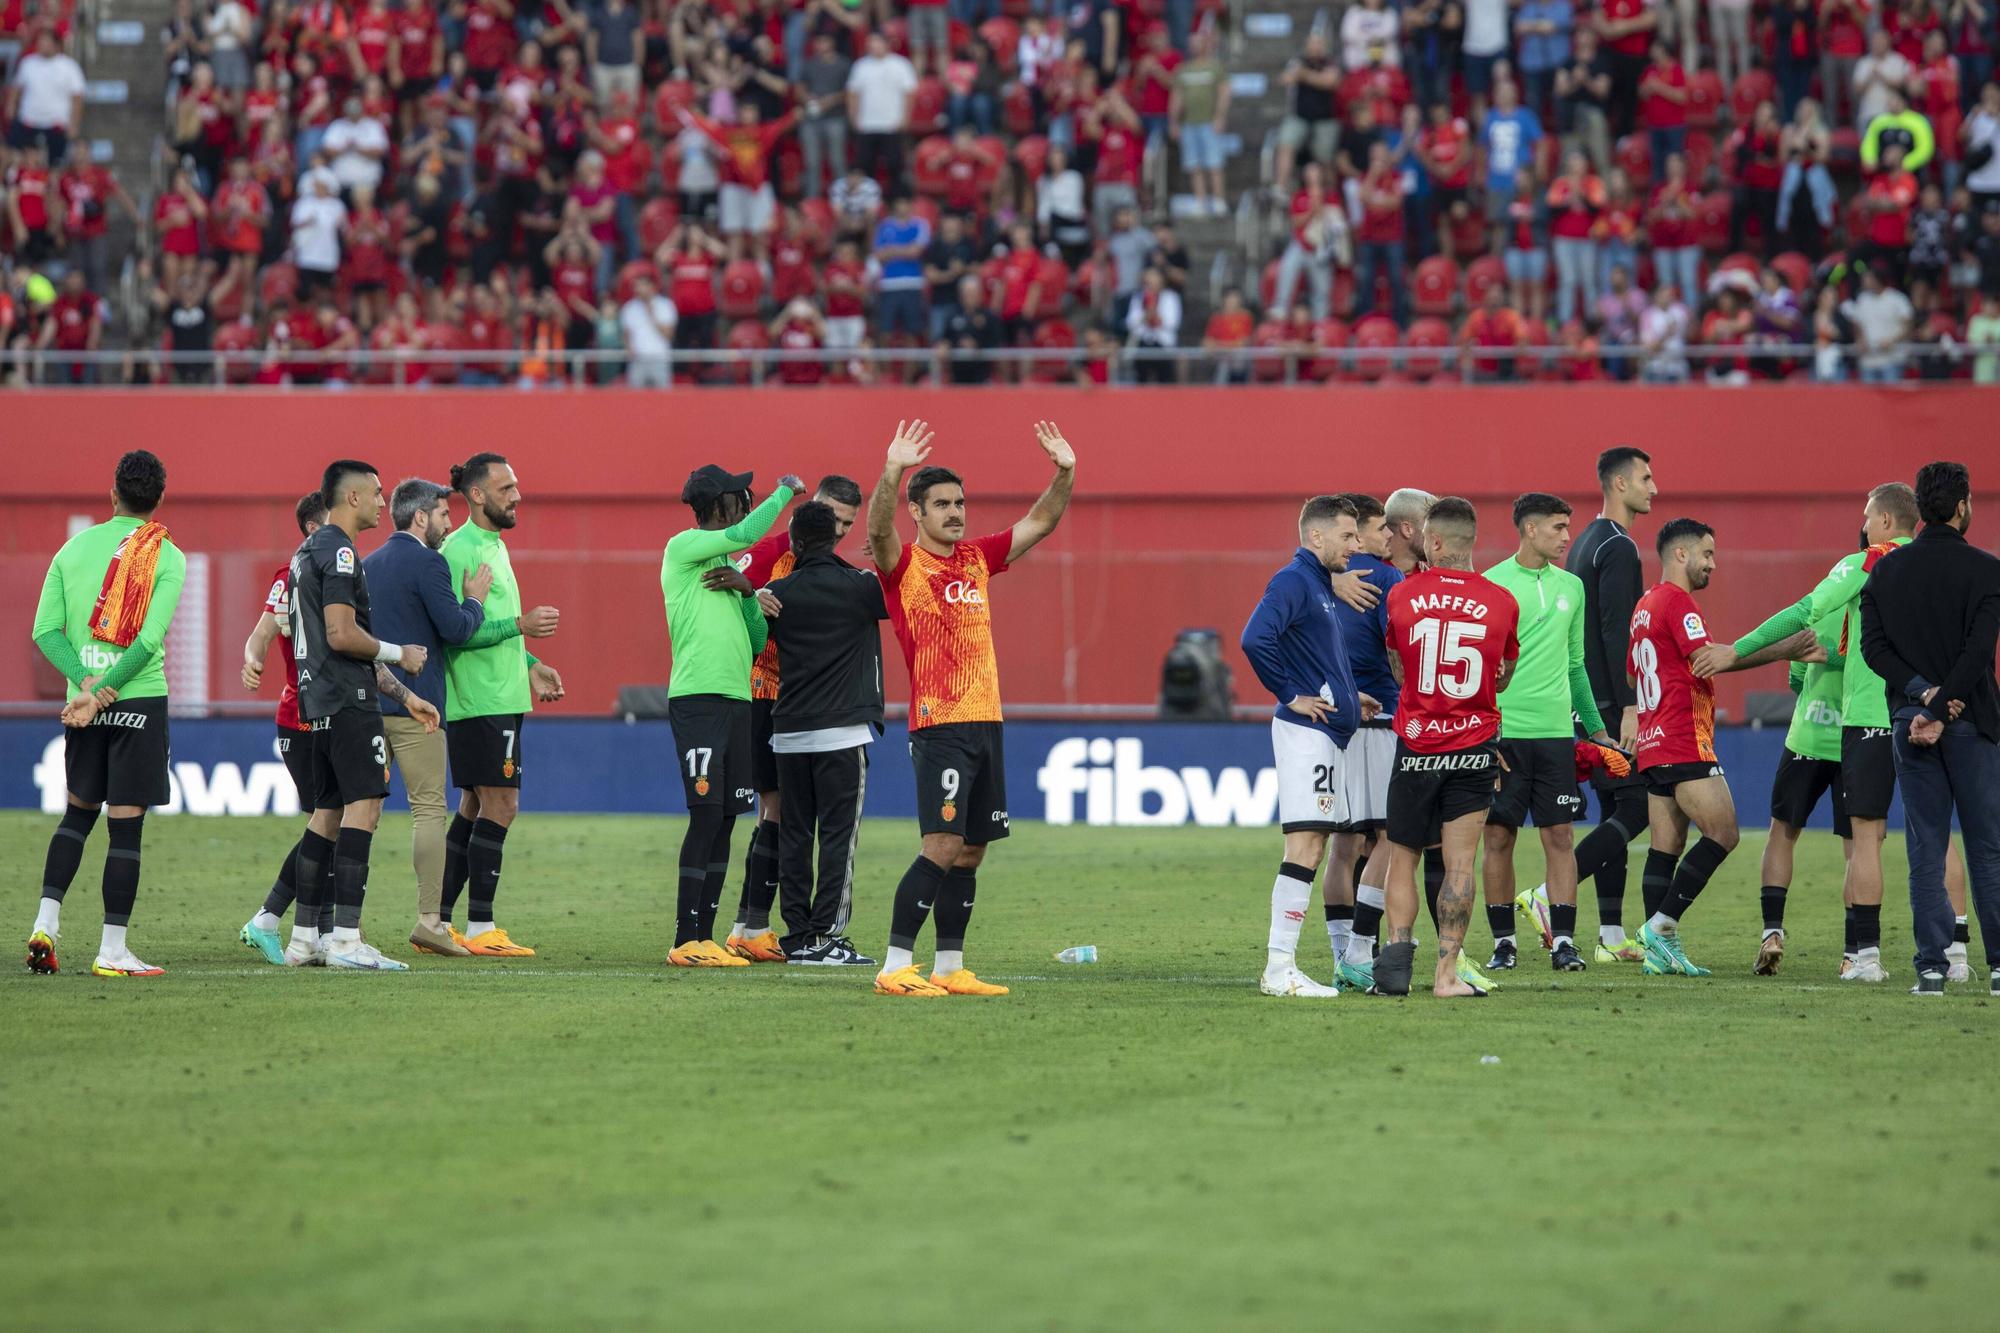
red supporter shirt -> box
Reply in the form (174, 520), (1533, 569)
(60, 166), (115, 239)
(397, 6), (438, 80)
(771, 234), (816, 303)
(943, 148), (984, 212)
(463, 0), (515, 69)
(1640, 61), (1687, 130)
(155, 192), (202, 256)
(1290, 189), (1328, 245)
(265, 565), (307, 731)
(212, 179), (270, 253)
(1602, 0), (1652, 56)
(1134, 49), (1181, 117)
(1386, 567), (1520, 753)
(1547, 175), (1604, 239)
(343, 209), (393, 284)
(882, 532), (1012, 730)
(1421, 120), (1471, 189)
(353, 8), (394, 73)
(599, 116), (644, 192)
(13, 164), (50, 230)
(51, 291), (97, 351)
(773, 318), (824, 384)
(245, 88), (283, 136)
(1821, 0), (1869, 56)
(1865, 171), (1917, 246)
(551, 258), (595, 308)
(669, 250), (718, 315)
(695, 114), (795, 189)
(1356, 167), (1404, 244)
(824, 257), (866, 317)
(738, 531), (795, 698)
(1647, 181), (1695, 247)
(1095, 125), (1141, 185)
(1628, 582), (1716, 768)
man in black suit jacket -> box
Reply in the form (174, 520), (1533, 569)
(1859, 461), (2000, 995)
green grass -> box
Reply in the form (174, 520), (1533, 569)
(2, 811), (1995, 1331)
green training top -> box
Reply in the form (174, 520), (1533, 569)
(1733, 538), (1910, 734)
(1738, 586), (1846, 762)
(662, 486), (793, 699)
(441, 520), (535, 719)
(32, 516), (188, 703)
(1483, 555), (1606, 739)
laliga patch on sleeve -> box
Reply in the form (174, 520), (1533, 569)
(336, 546), (355, 575)
(1682, 612), (1707, 641)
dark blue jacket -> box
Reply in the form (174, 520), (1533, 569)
(1334, 551), (1402, 716)
(1241, 547), (1361, 745)
(361, 531), (484, 716)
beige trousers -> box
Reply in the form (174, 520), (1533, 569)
(384, 714), (449, 916)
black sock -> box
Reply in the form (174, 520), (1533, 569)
(934, 866), (977, 952)
(467, 818), (509, 925)
(1577, 796), (1642, 928)
(332, 827), (372, 931)
(1760, 885), (1788, 933)
(741, 820), (780, 932)
(440, 812), (474, 921)
(1352, 895), (1383, 941)
(1844, 906), (1858, 955)
(294, 829), (333, 928)
(1661, 838), (1730, 922)
(888, 856), (948, 951)
(101, 814), (143, 927)
(1954, 916), (1970, 944)
(1324, 901), (1353, 924)
(676, 807), (725, 946)
(319, 854), (336, 936)
(699, 816), (736, 940)
(1424, 847), (1444, 929)
(1853, 903), (1882, 952)
(262, 838), (303, 919)
(1642, 848), (1679, 920)
(41, 804), (98, 904)
(1487, 902), (1515, 941)
(1550, 902), (1577, 941)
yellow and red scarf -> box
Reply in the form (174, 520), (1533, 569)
(91, 521), (171, 648)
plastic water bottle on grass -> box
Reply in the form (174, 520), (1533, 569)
(1055, 945), (1098, 964)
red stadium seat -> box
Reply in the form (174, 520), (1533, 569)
(719, 319), (770, 384)
(880, 17), (910, 55)
(1012, 133), (1050, 183)
(1684, 130), (1715, 183)
(798, 198), (836, 254)
(1348, 315), (1398, 381)
(1718, 251), (1761, 279)
(422, 322), (466, 385)
(1330, 267), (1357, 320)
(1249, 319), (1291, 381)
(979, 18), (1020, 69)
(258, 262), (299, 311)
(639, 197), (681, 254)
(975, 136), (1010, 188)
(718, 260), (766, 319)
(912, 134), (954, 196)
(1731, 69), (1776, 123)
(1403, 316), (1454, 380)
(1307, 318), (1349, 381)
(1259, 257), (1281, 313)
(911, 195), (941, 231)
(1770, 250), (1813, 292)
(614, 259), (659, 305)
(1069, 254), (1105, 307)
(911, 77), (948, 132)
(1687, 70), (1725, 129)
(1002, 82), (1037, 137)
(1032, 254), (1070, 312)
(1463, 255), (1506, 308)
(1028, 317), (1075, 382)
(213, 319), (260, 384)
(1411, 255), (1459, 318)
(1616, 134), (1650, 185)
(1694, 192), (1731, 253)
(774, 139), (804, 199)
(653, 78), (697, 127)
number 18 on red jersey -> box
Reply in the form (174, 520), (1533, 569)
(1385, 568), (1522, 753)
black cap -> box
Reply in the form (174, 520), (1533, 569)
(681, 464), (754, 509)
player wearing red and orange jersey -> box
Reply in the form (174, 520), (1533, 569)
(719, 475), (865, 964)
(1378, 497), (1520, 998)
(865, 419), (1077, 997)
(1627, 518), (1740, 979)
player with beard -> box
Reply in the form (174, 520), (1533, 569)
(1376, 498), (1520, 998)
(437, 454), (566, 956)
(1560, 446), (1657, 962)
(1629, 518), (1739, 978)
(238, 491), (336, 963)
(721, 475), (867, 964)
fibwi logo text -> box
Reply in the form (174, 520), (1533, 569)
(1036, 737), (1278, 826)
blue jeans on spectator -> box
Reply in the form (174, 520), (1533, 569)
(1653, 244), (1700, 304)
(460, 370), (500, 386)
(1776, 58), (1813, 120)
(949, 0), (996, 22)
(1553, 236), (1599, 323)
(877, 288), (927, 338)
(1166, 0), (1194, 50)
(296, 125), (328, 170)
(1648, 126), (1686, 182)
(1599, 238), (1637, 289)
(1893, 715), (2000, 975)
(1777, 160), (1835, 231)
(1354, 242), (1409, 326)
(1049, 113), (1075, 152)
(929, 302), (960, 342)
(949, 92), (997, 135)
(1274, 240), (1330, 319)
(784, 10), (808, 82)
(1859, 362), (1902, 383)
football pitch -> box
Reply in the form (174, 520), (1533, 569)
(3, 810), (1994, 1331)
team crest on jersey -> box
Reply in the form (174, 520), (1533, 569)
(1317, 794), (1336, 816)
(941, 801), (958, 823)
(503, 759), (515, 779)
(695, 777), (709, 796)
(336, 547), (355, 575)
(1682, 612), (1707, 641)
(1557, 597), (1571, 612)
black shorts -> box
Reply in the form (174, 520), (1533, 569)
(448, 713), (524, 790)
(911, 721), (1011, 843)
(1769, 747), (1849, 838)
(396, 76), (438, 102)
(1643, 760), (1726, 795)
(1841, 726), (1897, 821)
(669, 695), (755, 814)
(278, 725), (317, 807)
(310, 709), (390, 810)
(751, 697), (781, 795)
(65, 695), (172, 808)
(1385, 741), (1498, 850)
(1489, 737), (1586, 829)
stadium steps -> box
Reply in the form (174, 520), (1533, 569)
(85, 0), (171, 334)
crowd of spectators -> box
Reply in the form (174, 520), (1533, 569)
(3, 0), (2000, 383)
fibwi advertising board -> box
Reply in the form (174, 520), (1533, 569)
(0, 719), (1879, 830)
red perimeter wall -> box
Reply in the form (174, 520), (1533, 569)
(4, 386), (1994, 722)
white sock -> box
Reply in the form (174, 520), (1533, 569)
(883, 945), (914, 974)
(1600, 924), (1625, 946)
(252, 910), (281, 932)
(33, 896), (60, 938)
(1857, 945), (1880, 960)
(1553, 934), (1573, 949)
(465, 920), (494, 939)
(1265, 946), (1297, 976)
(1268, 870), (1311, 956)
(1496, 933), (1516, 947)
(934, 949), (963, 976)
(1761, 926), (1783, 941)
(1327, 918), (1352, 959)
(728, 918), (745, 939)
(1343, 935), (1375, 966)
(99, 923), (127, 958)
(291, 924), (319, 947)
(332, 925), (361, 943)
(1646, 912), (1678, 935)
(1356, 883), (1386, 911)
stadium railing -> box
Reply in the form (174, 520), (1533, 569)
(8, 342), (1985, 386)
